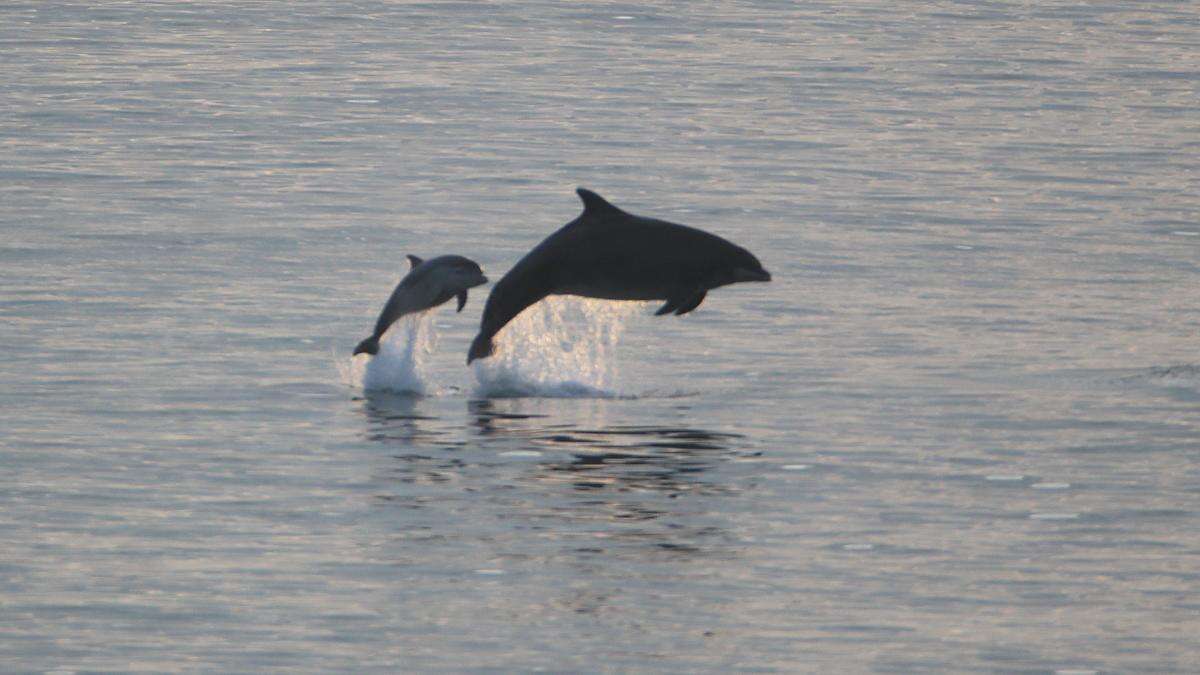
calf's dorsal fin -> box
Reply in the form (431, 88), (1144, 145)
(406, 254), (424, 269)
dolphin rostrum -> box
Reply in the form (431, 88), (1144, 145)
(467, 188), (771, 364)
(354, 254), (488, 356)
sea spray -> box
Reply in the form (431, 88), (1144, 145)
(472, 297), (642, 398)
(340, 312), (439, 395)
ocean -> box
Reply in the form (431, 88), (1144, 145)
(2, 2), (1198, 671)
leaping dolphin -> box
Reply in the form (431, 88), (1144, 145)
(467, 188), (771, 364)
(354, 254), (488, 356)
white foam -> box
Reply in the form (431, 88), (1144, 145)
(472, 297), (641, 398)
(340, 312), (439, 395)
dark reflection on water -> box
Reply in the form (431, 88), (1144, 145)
(359, 396), (753, 563)
(531, 427), (748, 499)
(468, 398), (550, 437)
(468, 398), (748, 497)
(359, 391), (448, 447)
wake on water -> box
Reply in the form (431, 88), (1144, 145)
(340, 297), (644, 398)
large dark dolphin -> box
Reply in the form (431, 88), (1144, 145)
(354, 254), (487, 356)
(467, 188), (771, 363)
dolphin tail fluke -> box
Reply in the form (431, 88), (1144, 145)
(353, 336), (380, 356)
(467, 333), (495, 364)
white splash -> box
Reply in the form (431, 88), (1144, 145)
(471, 297), (642, 398)
(340, 312), (439, 395)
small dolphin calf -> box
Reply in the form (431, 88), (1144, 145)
(467, 188), (770, 363)
(354, 254), (488, 356)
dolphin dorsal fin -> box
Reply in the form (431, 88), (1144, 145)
(576, 188), (624, 218)
(406, 254), (424, 269)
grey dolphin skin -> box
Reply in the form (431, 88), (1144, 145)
(467, 188), (771, 363)
(354, 254), (488, 356)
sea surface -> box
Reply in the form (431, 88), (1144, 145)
(2, 2), (1199, 672)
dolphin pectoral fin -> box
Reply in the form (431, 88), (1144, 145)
(456, 290), (468, 312)
(674, 289), (707, 315)
(655, 289), (706, 316)
(655, 297), (682, 316)
(406, 254), (424, 269)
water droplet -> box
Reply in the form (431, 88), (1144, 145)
(782, 464), (809, 471)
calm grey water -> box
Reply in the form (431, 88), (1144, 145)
(3, 2), (1199, 672)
